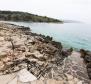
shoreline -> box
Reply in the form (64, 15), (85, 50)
(0, 22), (91, 84)
(0, 10), (63, 23)
(0, 22), (71, 75)
(2, 20), (91, 51)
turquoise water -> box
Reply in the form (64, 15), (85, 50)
(5, 21), (91, 51)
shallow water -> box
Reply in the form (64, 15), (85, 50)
(5, 21), (91, 51)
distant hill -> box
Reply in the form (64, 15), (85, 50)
(0, 10), (63, 23)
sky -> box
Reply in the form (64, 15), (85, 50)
(0, 0), (91, 23)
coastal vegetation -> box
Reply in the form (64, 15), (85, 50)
(0, 10), (63, 22)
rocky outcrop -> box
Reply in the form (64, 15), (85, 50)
(0, 22), (90, 84)
(61, 51), (90, 83)
(80, 49), (91, 79)
(0, 52), (90, 84)
(0, 22), (71, 75)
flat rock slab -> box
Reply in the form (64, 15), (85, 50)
(31, 79), (64, 84)
(62, 51), (90, 84)
(0, 69), (37, 84)
(0, 73), (16, 84)
(17, 69), (37, 82)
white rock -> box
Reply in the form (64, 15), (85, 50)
(17, 69), (37, 83)
(0, 61), (4, 69)
(0, 73), (16, 84)
(0, 37), (4, 41)
(74, 78), (79, 83)
(77, 81), (83, 84)
(68, 81), (75, 84)
(8, 77), (17, 84)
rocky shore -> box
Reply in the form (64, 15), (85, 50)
(80, 49), (91, 79)
(0, 22), (91, 84)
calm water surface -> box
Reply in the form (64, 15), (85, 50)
(5, 21), (91, 51)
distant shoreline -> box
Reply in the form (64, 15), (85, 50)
(0, 10), (63, 23)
